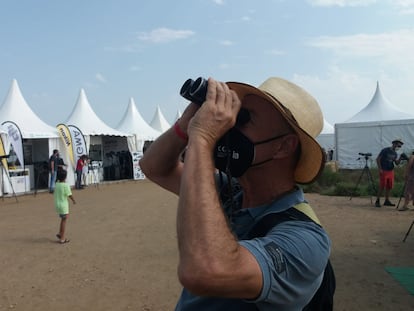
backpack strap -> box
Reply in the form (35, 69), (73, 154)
(248, 203), (318, 239)
(249, 203), (335, 311)
(293, 202), (321, 225)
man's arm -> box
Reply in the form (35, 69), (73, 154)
(176, 78), (262, 299)
(139, 104), (199, 195)
(376, 150), (383, 172)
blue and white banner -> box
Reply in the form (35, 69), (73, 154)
(1, 121), (24, 168)
(68, 125), (87, 163)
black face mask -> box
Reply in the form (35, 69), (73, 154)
(213, 128), (288, 177)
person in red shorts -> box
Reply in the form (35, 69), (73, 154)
(375, 138), (404, 207)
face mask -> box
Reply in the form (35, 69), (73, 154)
(395, 147), (401, 151)
(213, 128), (287, 177)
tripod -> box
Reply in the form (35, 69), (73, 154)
(0, 156), (18, 202)
(350, 154), (377, 202)
(403, 219), (414, 242)
(396, 180), (406, 210)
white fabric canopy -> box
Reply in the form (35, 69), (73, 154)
(316, 119), (335, 152)
(150, 106), (170, 133)
(66, 89), (130, 137)
(0, 79), (66, 191)
(335, 82), (414, 168)
(0, 79), (59, 138)
(116, 97), (161, 152)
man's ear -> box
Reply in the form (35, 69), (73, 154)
(272, 134), (299, 159)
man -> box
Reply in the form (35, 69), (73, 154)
(49, 149), (67, 193)
(49, 149), (60, 193)
(375, 138), (404, 208)
(139, 77), (331, 310)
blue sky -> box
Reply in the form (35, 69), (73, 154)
(1, 0), (414, 128)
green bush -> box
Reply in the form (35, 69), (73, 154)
(303, 163), (406, 197)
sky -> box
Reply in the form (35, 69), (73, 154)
(1, 0), (414, 129)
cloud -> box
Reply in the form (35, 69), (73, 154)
(292, 65), (414, 124)
(307, 0), (377, 7)
(393, 0), (414, 14)
(265, 49), (285, 56)
(212, 0), (225, 5)
(95, 73), (107, 83)
(129, 66), (141, 72)
(220, 40), (234, 46)
(307, 29), (414, 67)
(138, 28), (195, 43)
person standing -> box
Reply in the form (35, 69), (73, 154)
(139, 77), (333, 310)
(399, 152), (414, 211)
(48, 149), (59, 193)
(375, 139), (404, 207)
(75, 155), (87, 189)
(54, 169), (76, 244)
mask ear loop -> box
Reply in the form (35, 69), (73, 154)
(223, 132), (236, 224)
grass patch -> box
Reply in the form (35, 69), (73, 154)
(303, 163), (406, 197)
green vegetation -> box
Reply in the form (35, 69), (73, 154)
(303, 164), (406, 197)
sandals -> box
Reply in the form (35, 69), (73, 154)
(59, 239), (70, 244)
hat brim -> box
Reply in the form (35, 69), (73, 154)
(227, 81), (325, 184)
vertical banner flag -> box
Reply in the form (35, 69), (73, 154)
(132, 151), (145, 180)
(0, 132), (9, 170)
(67, 125), (87, 165)
(2, 121), (24, 168)
(57, 124), (75, 170)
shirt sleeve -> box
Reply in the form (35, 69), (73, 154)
(65, 184), (72, 197)
(239, 220), (330, 309)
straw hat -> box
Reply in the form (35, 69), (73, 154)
(227, 77), (324, 184)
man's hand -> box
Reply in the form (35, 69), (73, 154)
(187, 78), (241, 148)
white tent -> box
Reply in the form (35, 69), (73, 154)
(335, 82), (414, 169)
(0, 79), (59, 138)
(0, 79), (65, 193)
(150, 106), (170, 133)
(65, 89), (133, 181)
(116, 97), (161, 152)
(316, 118), (335, 153)
(174, 109), (182, 122)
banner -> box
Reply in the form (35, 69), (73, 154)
(131, 151), (145, 180)
(2, 121), (24, 169)
(68, 125), (87, 165)
(0, 132), (9, 170)
(57, 124), (75, 170)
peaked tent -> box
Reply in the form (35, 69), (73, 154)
(0, 79), (66, 192)
(316, 118), (335, 153)
(174, 109), (182, 122)
(116, 97), (161, 152)
(65, 89), (133, 181)
(335, 82), (414, 169)
(150, 106), (170, 133)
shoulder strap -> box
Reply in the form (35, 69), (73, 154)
(248, 203), (319, 239)
(249, 203), (335, 311)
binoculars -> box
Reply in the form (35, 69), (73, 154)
(180, 77), (250, 125)
(180, 77), (208, 106)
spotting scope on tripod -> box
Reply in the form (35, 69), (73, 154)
(349, 152), (377, 202)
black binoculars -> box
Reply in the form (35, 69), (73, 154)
(180, 77), (250, 126)
(180, 77), (208, 106)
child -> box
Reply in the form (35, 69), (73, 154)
(54, 169), (76, 244)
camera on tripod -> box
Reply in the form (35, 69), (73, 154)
(400, 153), (409, 161)
(358, 152), (372, 160)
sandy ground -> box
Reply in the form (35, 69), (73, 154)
(0, 179), (413, 311)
